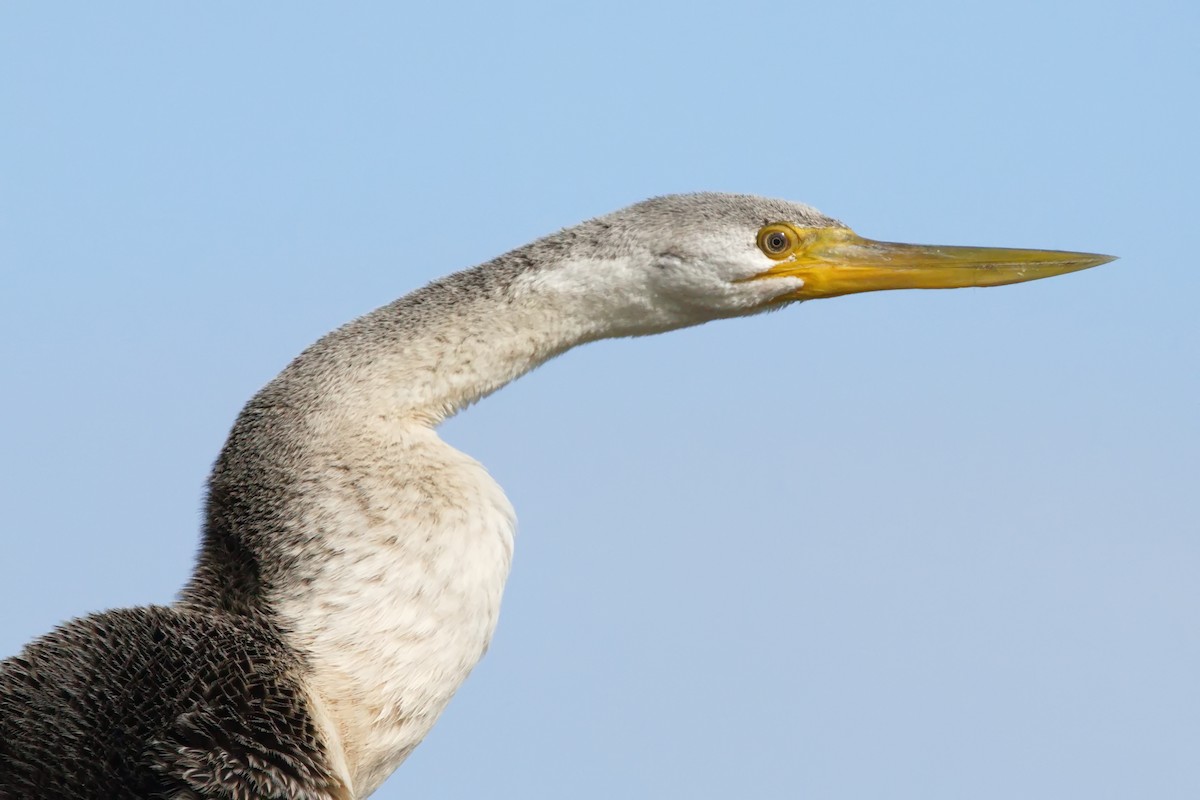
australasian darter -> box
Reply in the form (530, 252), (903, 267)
(0, 194), (1113, 798)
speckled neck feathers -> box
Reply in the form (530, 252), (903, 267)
(180, 260), (599, 793)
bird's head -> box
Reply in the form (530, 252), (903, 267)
(521, 193), (1113, 337)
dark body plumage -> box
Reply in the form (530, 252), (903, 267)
(0, 608), (342, 799)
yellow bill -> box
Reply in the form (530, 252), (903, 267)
(754, 225), (1115, 300)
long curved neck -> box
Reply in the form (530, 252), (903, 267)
(330, 265), (596, 422)
(179, 254), (623, 793)
(182, 257), (601, 614)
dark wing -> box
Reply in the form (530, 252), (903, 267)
(0, 606), (347, 800)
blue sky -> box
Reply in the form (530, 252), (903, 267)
(2, 1), (1197, 797)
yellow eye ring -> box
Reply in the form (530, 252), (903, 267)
(757, 224), (796, 259)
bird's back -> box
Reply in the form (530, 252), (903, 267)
(0, 606), (346, 800)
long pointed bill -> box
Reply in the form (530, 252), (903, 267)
(758, 228), (1115, 300)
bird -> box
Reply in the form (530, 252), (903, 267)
(0, 193), (1112, 799)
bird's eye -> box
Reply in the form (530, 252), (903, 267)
(758, 225), (795, 257)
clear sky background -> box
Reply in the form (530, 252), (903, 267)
(1, 2), (1197, 798)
